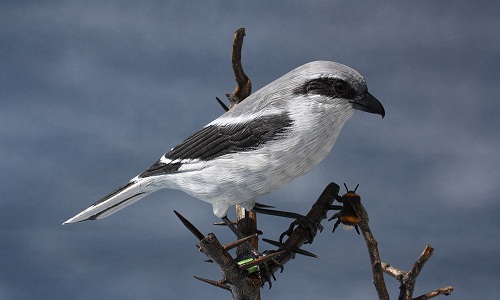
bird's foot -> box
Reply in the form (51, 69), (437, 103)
(252, 206), (322, 244)
(256, 251), (282, 289)
(279, 216), (323, 244)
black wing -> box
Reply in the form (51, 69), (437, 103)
(139, 113), (293, 178)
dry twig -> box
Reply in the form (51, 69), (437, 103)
(225, 28), (252, 108)
(358, 206), (453, 299)
(413, 286), (454, 300)
(358, 217), (390, 299)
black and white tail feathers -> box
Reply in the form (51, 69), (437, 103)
(62, 180), (154, 224)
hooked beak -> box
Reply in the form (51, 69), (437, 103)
(350, 92), (385, 118)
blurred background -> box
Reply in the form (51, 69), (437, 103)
(1, 1), (499, 299)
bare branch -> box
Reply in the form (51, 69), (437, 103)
(381, 262), (405, 280)
(225, 28), (252, 108)
(358, 216), (390, 300)
(223, 29), (261, 299)
(235, 206), (259, 257)
(382, 243), (455, 299)
(199, 233), (261, 300)
(413, 286), (454, 300)
(399, 245), (435, 300)
(177, 183), (340, 299)
(356, 199), (453, 300)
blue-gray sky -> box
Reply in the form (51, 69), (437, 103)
(2, 1), (499, 299)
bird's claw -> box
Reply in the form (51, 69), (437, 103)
(252, 206), (322, 244)
(279, 216), (322, 244)
(256, 250), (285, 289)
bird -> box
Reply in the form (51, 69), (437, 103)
(63, 61), (385, 224)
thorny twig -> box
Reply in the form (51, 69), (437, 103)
(175, 183), (341, 300)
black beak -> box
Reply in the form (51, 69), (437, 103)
(350, 92), (385, 118)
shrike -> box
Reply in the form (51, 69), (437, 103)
(63, 61), (385, 224)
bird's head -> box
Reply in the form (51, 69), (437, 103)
(289, 61), (385, 118)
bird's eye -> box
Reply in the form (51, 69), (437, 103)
(334, 82), (347, 94)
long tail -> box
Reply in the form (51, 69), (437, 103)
(63, 179), (155, 224)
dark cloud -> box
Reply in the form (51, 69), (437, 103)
(1, 1), (499, 299)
